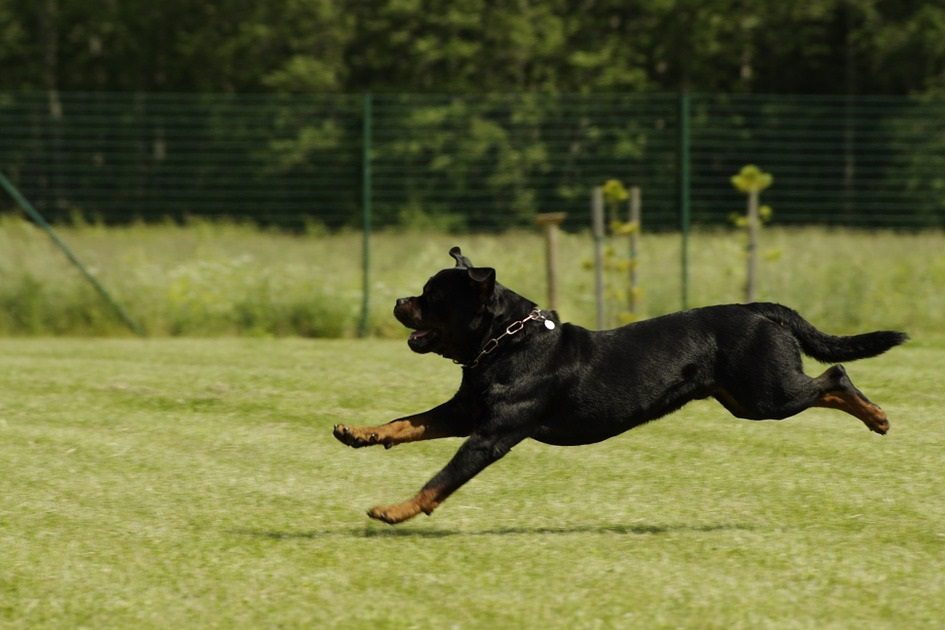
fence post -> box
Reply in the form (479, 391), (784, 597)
(628, 186), (641, 316)
(358, 93), (373, 338)
(591, 186), (606, 330)
(535, 212), (567, 312)
(678, 91), (691, 310)
(745, 189), (759, 302)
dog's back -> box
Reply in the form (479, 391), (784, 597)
(741, 302), (908, 362)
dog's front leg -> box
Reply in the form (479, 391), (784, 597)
(333, 399), (472, 449)
(367, 429), (529, 524)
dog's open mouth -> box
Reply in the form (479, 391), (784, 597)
(407, 329), (438, 352)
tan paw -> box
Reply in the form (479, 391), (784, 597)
(332, 424), (381, 448)
(367, 502), (423, 525)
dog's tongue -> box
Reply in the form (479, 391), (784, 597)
(409, 329), (432, 341)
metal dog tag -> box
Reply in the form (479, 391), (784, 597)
(544, 319), (556, 330)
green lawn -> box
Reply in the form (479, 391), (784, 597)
(2, 336), (944, 628)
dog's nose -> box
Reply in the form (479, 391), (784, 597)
(396, 297), (410, 308)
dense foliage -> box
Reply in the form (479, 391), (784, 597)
(1, 1), (944, 96)
(2, 2), (945, 229)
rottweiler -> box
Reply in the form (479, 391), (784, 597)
(333, 247), (907, 524)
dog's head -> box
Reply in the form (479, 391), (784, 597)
(394, 247), (497, 361)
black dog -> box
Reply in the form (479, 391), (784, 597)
(334, 247), (907, 524)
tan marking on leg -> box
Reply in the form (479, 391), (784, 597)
(367, 488), (442, 525)
(814, 391), (890, 435)
(333, 417), (453, 449)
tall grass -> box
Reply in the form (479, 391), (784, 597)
(0, 214), (942, 336)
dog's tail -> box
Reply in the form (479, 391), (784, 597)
(743, 302), (908, 363)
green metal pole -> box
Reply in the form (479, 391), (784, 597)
(357, 93), (373, 338)
(678, 91), (691, 310)
(0, 171), (144, 336)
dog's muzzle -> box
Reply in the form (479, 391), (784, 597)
(395, 297), (439, 353)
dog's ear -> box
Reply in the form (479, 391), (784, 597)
(467, 267), (496, 300)
(449, 246), (474, 269)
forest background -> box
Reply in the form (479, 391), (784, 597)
(2, 1), (944, 96)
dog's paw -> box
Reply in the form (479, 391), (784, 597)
(859, 403), (890, 435)
(367, 502), (423, 525)
(333, 424), (381, 448)
(868, 411), (890, 435)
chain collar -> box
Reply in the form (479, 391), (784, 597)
(457, 307), (555, 369)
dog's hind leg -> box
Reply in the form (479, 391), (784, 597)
(810, 365), (890, 434)
(367, 429), (530, 524)
(714, 364), (889, 435)
(333, 399), (473, 449)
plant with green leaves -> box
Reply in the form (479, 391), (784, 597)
(731, 165), (775, 302)
(592, 179), (642, 324)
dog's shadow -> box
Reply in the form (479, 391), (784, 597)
(234, 522), (749, 541)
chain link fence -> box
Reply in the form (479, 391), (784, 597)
(2, 91), (944, 230)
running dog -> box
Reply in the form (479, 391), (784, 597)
(333, 247), (907, 524)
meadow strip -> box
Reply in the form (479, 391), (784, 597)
(0, 216), (942, 337)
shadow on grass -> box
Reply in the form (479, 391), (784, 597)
(232, 522), (750, 540)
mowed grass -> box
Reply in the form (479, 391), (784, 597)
(2, 336), (944, 628)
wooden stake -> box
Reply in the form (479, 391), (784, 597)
(591, 187), (605, 330)
(535, 212), (567, 312)
(628, 186), (641, 316)
(746, 189), (759, 302)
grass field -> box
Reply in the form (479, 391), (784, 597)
(1, 216), (944, 337)
(2, 335), (944, 628)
